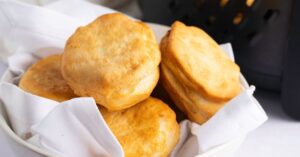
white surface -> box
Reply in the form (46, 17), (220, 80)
(235, 90), (300, 157)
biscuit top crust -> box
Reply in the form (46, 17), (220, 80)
(19, 54), (76, 101)
(162, 21), (240, 101)
(62, 13), (161, 105)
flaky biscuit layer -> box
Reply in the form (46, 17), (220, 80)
(161, 21), (240, 101)
(161, 64), (225, 124)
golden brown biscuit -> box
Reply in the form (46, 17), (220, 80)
(160, 21), (241, 124)
(100, 97), (179, 157)
(19, 54), (77, 102)
(62, 13), (161, 111)
(161, 21), (240, 101)
(161, 63), (225, 124)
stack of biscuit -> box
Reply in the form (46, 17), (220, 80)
(19, 13), (179, 157)
(160, 21), (241, 124)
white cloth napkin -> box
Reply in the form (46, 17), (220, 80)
(0, 82), (124, 157)
(0, 0), (268, 157)
(29, 98), (122, 157)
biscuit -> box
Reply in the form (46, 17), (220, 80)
(19, 54), (77, 102)
(100, 97), (179, 157)
(160, 21), (241, 124)
(161, 21), (240, 101)
(161, 63), (225, 124)
(62, 13), (161, 111)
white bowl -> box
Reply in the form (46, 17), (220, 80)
(0, 23), (247, 157)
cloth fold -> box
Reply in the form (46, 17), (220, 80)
(29, 98), (123, 157)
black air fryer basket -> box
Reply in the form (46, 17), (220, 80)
(139, 0), (292, 92)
